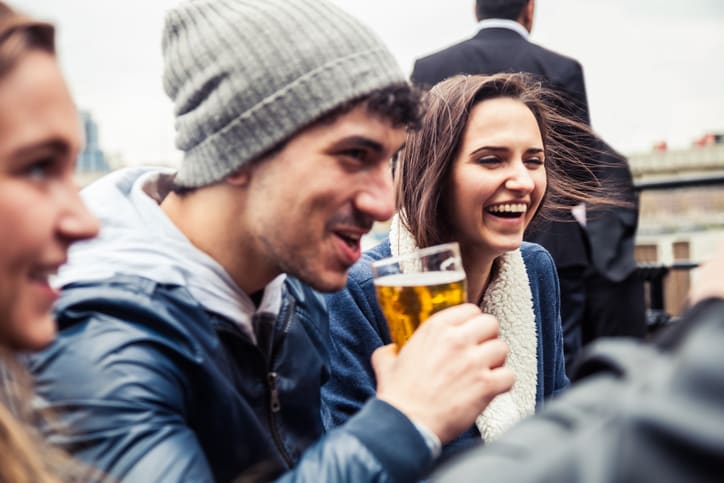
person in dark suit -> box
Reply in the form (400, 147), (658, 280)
(583, 140), (645, 344)
(411, 0), (645, 374)
(412, 0), (589, 124)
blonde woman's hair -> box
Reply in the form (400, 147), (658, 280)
(0, 356), (65, 483)
(0, 353), (97, 482)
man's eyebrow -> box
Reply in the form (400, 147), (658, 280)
(337, 136), (385, 154)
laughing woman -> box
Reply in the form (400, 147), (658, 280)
(0, 3), (99, 481)
(322, 72), (609, 461)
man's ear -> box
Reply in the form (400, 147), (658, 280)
(226, 166), (252, 187)
(521, 0), (535, 32)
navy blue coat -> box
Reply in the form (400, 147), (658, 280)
(28, 275), (434, 483)
(322, 241), (569, 461)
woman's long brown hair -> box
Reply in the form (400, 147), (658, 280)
(396, 72), (625, 249)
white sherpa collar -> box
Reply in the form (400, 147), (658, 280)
(389, 213), (537, 442)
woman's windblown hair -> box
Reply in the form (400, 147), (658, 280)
(395, 72), (624, 248)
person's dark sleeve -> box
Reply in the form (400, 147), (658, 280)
(559, 60), (590, 126)
(431, 298), (724, 483)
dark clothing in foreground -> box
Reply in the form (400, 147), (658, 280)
(432, 297), (724, 483)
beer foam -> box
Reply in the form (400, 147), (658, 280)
(373, 271), (466, 287)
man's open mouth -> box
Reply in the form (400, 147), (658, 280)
(335, 231), (361, 248)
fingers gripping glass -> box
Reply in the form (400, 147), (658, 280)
(372, 242), (467, 348)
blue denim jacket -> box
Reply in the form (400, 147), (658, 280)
(322, 241), (569, 462)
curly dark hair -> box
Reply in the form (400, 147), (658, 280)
(317, 83), (424, 131)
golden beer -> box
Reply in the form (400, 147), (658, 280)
(374, 271), (467, 347)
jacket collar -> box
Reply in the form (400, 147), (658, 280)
(389, 213), (537, 441)
(474, 18), (530, 40)
(57, 167), (286, 345)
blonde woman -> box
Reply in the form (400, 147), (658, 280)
(0, 3), (99, 481)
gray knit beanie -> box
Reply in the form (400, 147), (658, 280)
(162, 0), (406, 187)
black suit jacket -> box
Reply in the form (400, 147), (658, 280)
(412, 27), (591, 269)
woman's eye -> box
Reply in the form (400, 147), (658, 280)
(24, 158), (55, 180)
(525, 157), (544, 167)
(476, 156), (500, 165)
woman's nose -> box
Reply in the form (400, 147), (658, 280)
(57, 184), (100, 243)
(504, 163), (535, 193)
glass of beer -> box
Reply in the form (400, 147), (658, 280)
(372, 242), (467, 348)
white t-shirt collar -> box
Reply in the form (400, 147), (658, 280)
(476, 18), (530, 40)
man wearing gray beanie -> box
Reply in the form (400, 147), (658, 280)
(28, 0), (513, 482)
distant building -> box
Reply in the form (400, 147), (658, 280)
(631, 136), (724, 282)
(629, 139), (724, 181)
(76, 110), (111, 186)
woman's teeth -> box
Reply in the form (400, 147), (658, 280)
(487, 203), (527, 217)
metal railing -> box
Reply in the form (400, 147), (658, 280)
(633, 174), (723, 333)
(635, 261), (699, 333)
(634, 173), (724, 192)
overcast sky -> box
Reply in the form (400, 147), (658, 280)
(21, 0), (724, 166)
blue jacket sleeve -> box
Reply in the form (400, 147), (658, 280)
(279, 399), (433, 483)
(522, 242), (570, 402)
(30, 323), (215, 483)
(31, 313), (433, 483)
(321, 262), (390, 430)
(29, 272), (436, 483)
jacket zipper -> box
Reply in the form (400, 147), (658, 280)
(265, 298), (296, 467)
(266, 370), (292, 466)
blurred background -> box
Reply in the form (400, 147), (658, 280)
(21, 0), (724, 315)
